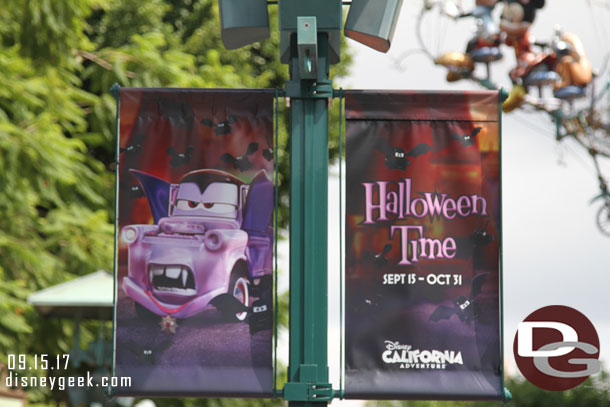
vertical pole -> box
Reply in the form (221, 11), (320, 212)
(287, 31), (331, 406)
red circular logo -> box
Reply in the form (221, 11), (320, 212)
(513, 305), (600, 391)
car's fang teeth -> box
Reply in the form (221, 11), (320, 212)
(150, 265), (195, 294)
(165, 266), (181, 279)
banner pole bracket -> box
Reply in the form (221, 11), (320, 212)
(283, 382), (334, 402)
(285, 79), (333, 99)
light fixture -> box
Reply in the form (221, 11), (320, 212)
(218, 0), (270, 50)
(278, 0), (342, 65)
(344, 0), (404, 53)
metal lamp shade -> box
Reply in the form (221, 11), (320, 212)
(219, 0), (270, 50)
(344, 0), (403, 53)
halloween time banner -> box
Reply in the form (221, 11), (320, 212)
(113, 88), (274, 397)
(344, 90), (503, 400)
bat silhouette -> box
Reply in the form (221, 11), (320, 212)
(248, 275), (273, 333)
(261, 133), (274, 161)
(166, 146), (194, 168)
(249, 298), (272, 334)
(119, 181), (144, 198)
(451, 127), (483, 147)
(429, 272), (488, 323)
(376, 138), (433, 170)
(120, 133), (146, 156)
(123, 337), (173, 365)
(470, 220), (494, 247)
(221, 142), (259, 172)
(201, 116), (239, 136)
(452, 220), (495, 259)
(262, 147), (274, 161)
(363, 243), (392, 267)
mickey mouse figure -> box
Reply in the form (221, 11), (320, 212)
(500, 0), (545, 39)
(500, 0), (546, 71)
(499, 0), (546, 111)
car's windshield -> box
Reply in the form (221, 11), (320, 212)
(173, 182), (238, 219)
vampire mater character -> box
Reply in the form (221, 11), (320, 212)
(115, 88), (275, 398)
(122, 169), (273, 322)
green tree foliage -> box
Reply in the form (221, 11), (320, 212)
(367, 369), (610, 407)
(0, 0), (351, 405)
(503, 370), (610, 407)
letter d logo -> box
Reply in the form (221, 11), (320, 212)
(513, 305), (600, 391)
(517, 321), (577, 357)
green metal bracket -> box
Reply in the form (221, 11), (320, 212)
(311, 80), (333, 97)
(310, 384), (334, 401)
(297, 17), (318, 80)
(284, 382), (334, 402)
(285, 79), (333, 99)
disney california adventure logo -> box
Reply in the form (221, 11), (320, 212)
(382, 341), (463, 370)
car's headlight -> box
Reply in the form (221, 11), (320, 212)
(204, 231), (223, 251)
(122, 226), (138, 244)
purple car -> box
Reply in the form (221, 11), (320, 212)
(121, 169), (273, 321)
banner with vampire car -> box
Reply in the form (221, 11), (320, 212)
(345, 90), (503, 400)
(113, 88), (274, 397)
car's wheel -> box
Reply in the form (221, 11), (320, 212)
(134, 302), (158, 321)
(226, 268), (250, 322)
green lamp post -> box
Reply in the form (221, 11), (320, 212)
(218, 1), (403, 405)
